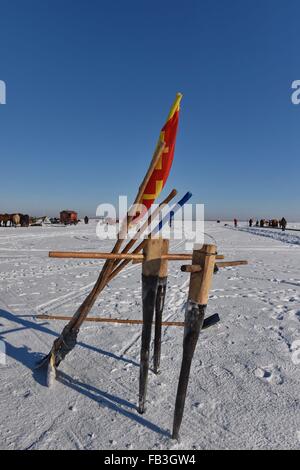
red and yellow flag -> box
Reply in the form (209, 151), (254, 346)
(140, 93), (182, 210)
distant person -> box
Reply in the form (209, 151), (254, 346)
(260, 219), (264, 227)
(169, 211), (174, 228)
(280, 217), (287, 231)
(255, 220), (259, 227)
(84, 216), (89, 225)
(234, 218), (238, 228)
(249, 218), (253, 227)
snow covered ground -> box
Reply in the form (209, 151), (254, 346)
(0, 221), (300, 450)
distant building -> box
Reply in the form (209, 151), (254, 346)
(60, 210), (78, 225)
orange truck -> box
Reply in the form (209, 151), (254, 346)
(60, 210), (78, 225)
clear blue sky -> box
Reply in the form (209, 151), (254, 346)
(0, 0), (299, 219)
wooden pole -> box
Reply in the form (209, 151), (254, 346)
(172, 244), (216, 440)
(107, 189), (177, 284)
(116, 189), (177, 254)
(132, 254), (225, 264)
(78, 140), (167, 317)
(181, 260), (248, 272)
(45, 141), (166, 370)
(214, 260), (248, 268)
(36, 314), (220, 329)
(138, 238), (168, 414)
(37, 314), (183, 326)
(181, 265), (202, 273)
(48, 252), (227, 262)
(48, 252), (186, 260)
(49, 251), (144, 260)
(153, 239), (169, 374)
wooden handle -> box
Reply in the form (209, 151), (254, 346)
(49, 251), (144, 260)
(142, 238), (169, 277)
(132, 254), (224, 264)
(188, 244), (216, 304)
(216, 260), (248, 268)
(36, 314), (184, 327)
(182, 260), (248, 272)
(181, 265), (202, 273)
(49, 251), (226, 262)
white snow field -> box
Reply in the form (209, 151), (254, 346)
(0, 221), (300, 450)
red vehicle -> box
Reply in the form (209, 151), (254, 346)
(60, 210), (78, 225)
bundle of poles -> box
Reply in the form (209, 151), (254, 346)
(41, 236), (247, 439)
(38, 187), (248, 440)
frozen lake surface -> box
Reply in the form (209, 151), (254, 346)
(0, 221), (300, 450)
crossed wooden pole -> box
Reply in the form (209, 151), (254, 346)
(41, 141), (167, 369)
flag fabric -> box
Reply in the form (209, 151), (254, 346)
(140, 93), (182, 211)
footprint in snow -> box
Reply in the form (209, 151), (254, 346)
(254, 367), (272, 380)
(68, 405), (77, 412)
(254, 366), (283, 385)
(288, 309), (300, 321)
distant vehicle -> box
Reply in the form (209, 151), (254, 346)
(50, 217), (60, 224)
(20, 214), (30, 227)
(60, 210), (78, 225)
(30, 216), (51, 226)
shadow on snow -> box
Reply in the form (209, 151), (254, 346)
(0, 308), (169, 437)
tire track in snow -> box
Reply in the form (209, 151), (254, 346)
(227, 226), (300, 246)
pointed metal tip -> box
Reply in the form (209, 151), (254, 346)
(138, 406), (145, 415)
